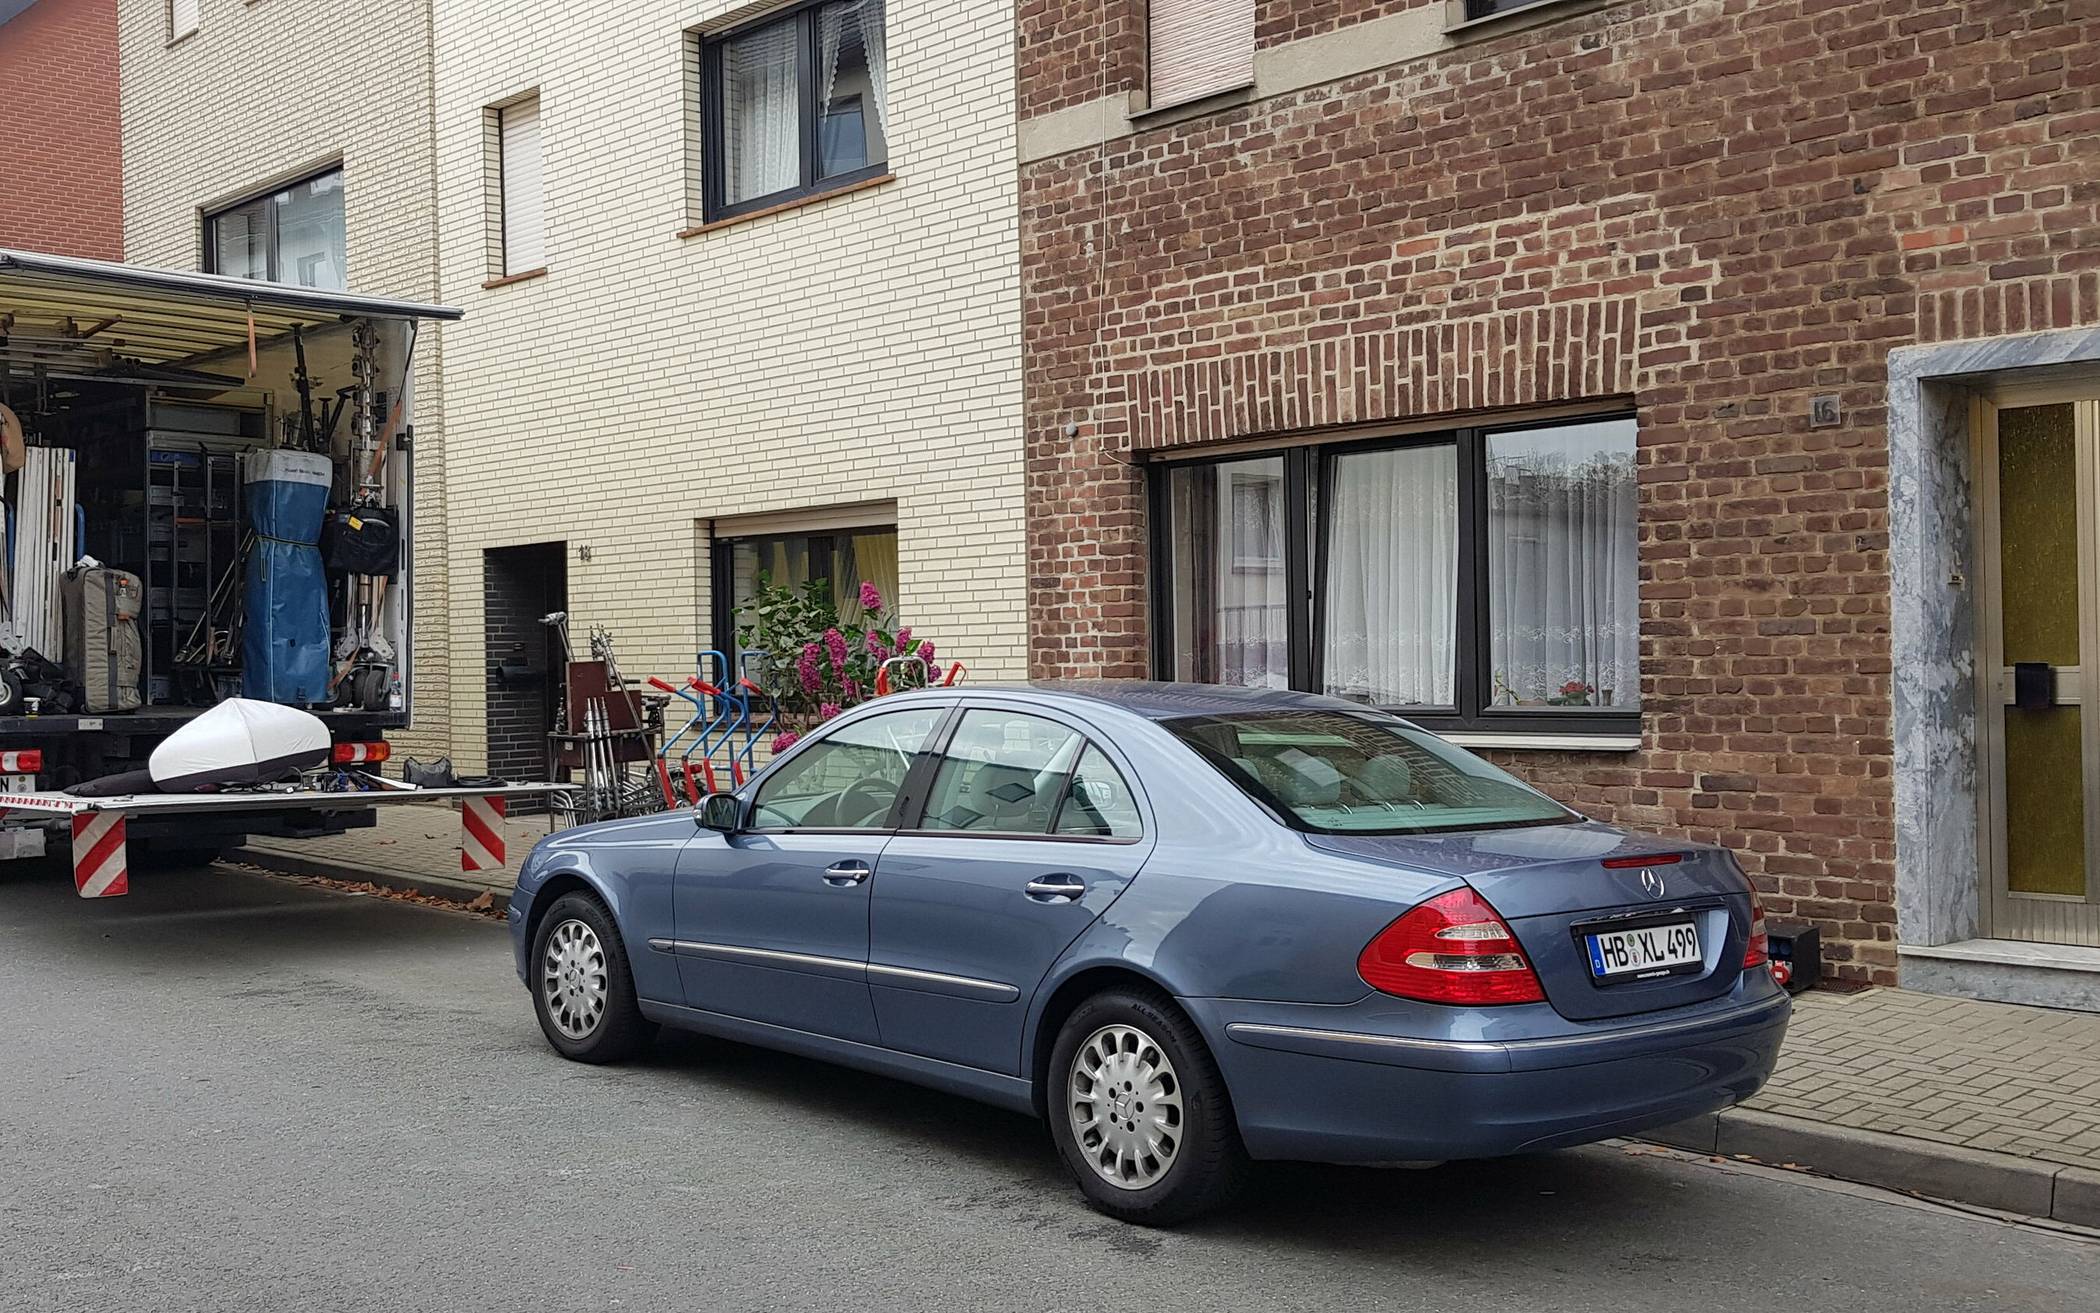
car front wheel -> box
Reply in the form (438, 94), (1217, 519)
(530, 892), (654, 1063)
(1046, 988), (1248, 1225)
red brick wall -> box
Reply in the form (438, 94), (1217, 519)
(1019, 0), (1146, 118)
(0, 0), (123, 259)
(1021, 0), (2100, 985)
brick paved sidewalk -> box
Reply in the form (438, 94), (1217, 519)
(1749, 987), (2100, 1174)
(230, 819), (2100, 1221)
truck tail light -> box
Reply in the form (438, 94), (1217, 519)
(0, 750), (43, 773)
(1358, 887), (1546, 1006)
(332, 741), (391, 765)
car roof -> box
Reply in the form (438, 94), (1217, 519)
(914, 680), (1367, 722)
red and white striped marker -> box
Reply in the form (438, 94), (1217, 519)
(72, 811), (129, 898)
(460, 795), (507, 872)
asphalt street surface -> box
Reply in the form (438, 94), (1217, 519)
(4, 859), (2096, 1313)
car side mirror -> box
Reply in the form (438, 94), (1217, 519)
(697, 791), (744, 833)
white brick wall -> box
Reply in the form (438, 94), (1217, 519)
(116, 0), (454, 758)
(433, 0), (1024, 768)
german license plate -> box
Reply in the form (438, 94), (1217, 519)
(1586, 921), (1700, 980)
(1, 775), (32, 794)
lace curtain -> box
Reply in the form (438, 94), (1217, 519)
(820, 0), (888, 143)
(1485, 422), (1640, 709)
(723, 21), (800, 203)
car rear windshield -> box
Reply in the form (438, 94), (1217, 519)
(1165, 709), (1578, 835)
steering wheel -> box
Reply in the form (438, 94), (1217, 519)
(833, 776), (898, 828)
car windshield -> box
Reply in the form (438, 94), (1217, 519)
(1165, 709), (1578, 835)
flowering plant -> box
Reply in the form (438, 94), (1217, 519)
(736, 574), (943, 737)
(1548, 679), (1594, 707)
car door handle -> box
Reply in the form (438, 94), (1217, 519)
(1025, 875), (1086, 902)
(823, 861), (873, 886)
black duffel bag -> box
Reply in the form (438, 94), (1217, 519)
(323, 505), (401, 578)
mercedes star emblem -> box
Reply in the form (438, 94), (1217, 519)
(1639, 867), (1667, 900)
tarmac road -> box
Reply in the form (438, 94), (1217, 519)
(3, 860), (2094, 1313)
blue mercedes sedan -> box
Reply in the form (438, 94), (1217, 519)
(509, 683), (1788, 1224)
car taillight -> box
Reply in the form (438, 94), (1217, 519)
(1358, 887), (1546, 1006)
(1743, 893), (1770, 970)
(332, 741), (391, 764)
(0, 750), (42, 773)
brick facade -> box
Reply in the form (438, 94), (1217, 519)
(1019, 0), (2100, 985)
(0, 0), (123, 258)
(432, 0), (1025, 771)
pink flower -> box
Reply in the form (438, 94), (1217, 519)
(917, 640), (936, 664)
(823, 628), (849, 674)
(893, 626), (912, 651)
(796, 643), (822, 694)
(819, 702), (843, 721)
(863, 630), (888, 657)
(846, 679), (862, 701)
(771, 732), (801, 753)
(859, 581), (884, 613)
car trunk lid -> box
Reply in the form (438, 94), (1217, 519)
(1304, 823), (1753, 1021)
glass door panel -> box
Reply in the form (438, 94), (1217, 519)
(1980, 397), (2100, 947)
(1996, 404), (2087, 897)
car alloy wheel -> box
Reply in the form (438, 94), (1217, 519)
(1067, 1022), (1186, 1189)
(541, 917), (609, 1040)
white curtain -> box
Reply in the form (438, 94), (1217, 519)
(1322, 446), (1458, 706)
(819, 1), (888, 161)
(724, 22), (800, 202)
(1485, 423), (1639, 709)
(860, 0), (889, 141)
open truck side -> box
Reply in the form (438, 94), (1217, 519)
(0, 249), (560, 884)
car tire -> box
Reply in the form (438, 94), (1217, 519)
(1046, 987), (1249, 1226)
(530, 892), (655, 1064)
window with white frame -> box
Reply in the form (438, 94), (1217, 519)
(1148, 0), (1255, 110)
(700, 0), (889, 222)
(169, 0), (199, 41)
(498, 95), (546, 275)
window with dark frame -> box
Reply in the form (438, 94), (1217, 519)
(204, 168), (347, 290)
(1152, 414), (1641, 738)
(700, 0), (889, 223)
(1462, 0), (1554, 20)
(710, 524), (900, 666)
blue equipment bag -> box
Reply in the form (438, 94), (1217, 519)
(243, 449), (333, 705)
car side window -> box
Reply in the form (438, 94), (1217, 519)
(920, 709), (1083, 834)
(749, 707), (944, 831)
(1053, 746), (1142, 839)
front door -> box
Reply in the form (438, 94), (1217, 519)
(672, 703), (948, 1042)
(1977, 396), (2100, 946)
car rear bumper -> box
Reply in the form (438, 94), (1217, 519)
(1186, 984), (1789, 1164)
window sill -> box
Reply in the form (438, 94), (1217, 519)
(1441, 731), (1641, 752)
(679, 174), (896, 239)
(482, 267), (548, 290)
(1128, 82), (1257, 131)
(166, 28), (200, 49)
